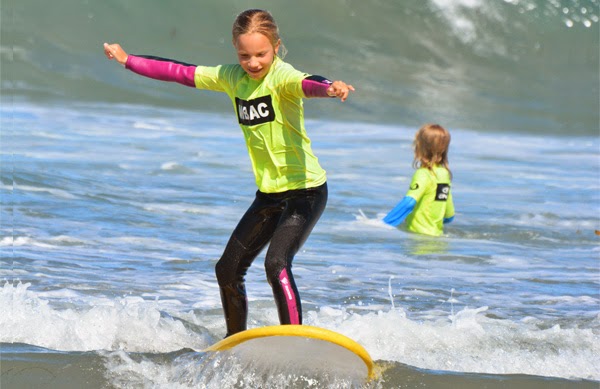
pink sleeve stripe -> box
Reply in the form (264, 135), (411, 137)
(302, 78), (332, 98)
(125, 55), (197, 88)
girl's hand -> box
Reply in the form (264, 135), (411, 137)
(327, 81), (355, 102)
(103, 43), (128, 66)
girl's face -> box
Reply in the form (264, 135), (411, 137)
(235, 32), (279, 80)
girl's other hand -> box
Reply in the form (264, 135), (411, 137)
(327, 81), (355, 102)
(103, 43), (128, 66)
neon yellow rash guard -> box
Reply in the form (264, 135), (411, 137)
(193, 57), (326, 194)
(405, 166), (455, 236)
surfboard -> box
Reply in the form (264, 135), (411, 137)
(204, 325), (376, 380)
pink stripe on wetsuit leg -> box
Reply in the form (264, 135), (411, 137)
(278, 268), (299, 324)
(125, 55), (197, 87)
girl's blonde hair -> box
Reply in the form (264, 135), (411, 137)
(232, 9), (287, 58)
(413, 124), (452, 178)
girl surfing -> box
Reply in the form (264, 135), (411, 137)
(104, 9), (354, 337)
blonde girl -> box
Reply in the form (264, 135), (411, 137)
(384, 124), (455, 236)
(104, 9), (354, 337)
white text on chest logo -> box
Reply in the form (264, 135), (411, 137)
(235, 95), (275, 126)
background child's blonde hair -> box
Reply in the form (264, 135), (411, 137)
(413, 124), (452, 178)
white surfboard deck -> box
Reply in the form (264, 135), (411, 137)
(204, 325), (376, 380)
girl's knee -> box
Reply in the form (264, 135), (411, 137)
(264, 256), (288, 284)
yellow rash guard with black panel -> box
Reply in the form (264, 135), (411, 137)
(194, 57), (327, 193)
(384, 166), (455, 236)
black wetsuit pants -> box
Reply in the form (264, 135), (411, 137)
(215, 183), (328, 337)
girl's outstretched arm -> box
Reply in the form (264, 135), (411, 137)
(327, 80), (355, 102)
(103, 43), (197, 87)
(302, 76), (354, 102)
(104, 43), (128, 66)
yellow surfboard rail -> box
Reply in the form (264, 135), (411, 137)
(204, 324), (376, 380)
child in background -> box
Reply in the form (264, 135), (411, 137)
(384, 124), (455, 236)
(103, 9), (354, 337)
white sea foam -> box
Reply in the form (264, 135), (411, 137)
(0, 282), (208, 353)
(2, 280), (599, 381)
(159, 162), (195, 174)
(1, 184), (77, 199)
(132, 121), (165, 131)
(0, 235), (69, 249)
(306, 306), (600, 380)
(0, 236), (31, 246)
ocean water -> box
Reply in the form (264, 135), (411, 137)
(1, 0), (599, 388)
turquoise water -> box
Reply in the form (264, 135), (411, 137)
(1, 0), (599, 388)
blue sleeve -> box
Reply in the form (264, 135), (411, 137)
(443, 216), (454, 224)
(383, 196), (416, 227)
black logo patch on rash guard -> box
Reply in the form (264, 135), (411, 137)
(235, 95), (275, 126)
(435, 184), (450, 201)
